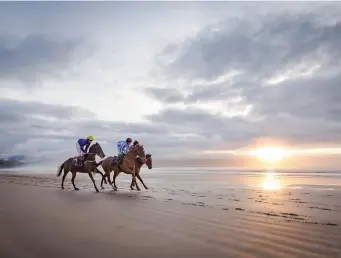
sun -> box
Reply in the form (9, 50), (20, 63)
(250, 147), (286, 163)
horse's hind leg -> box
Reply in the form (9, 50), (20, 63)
(71, 172), (79, 191)
(88, 172), (99, 193)
(113, 170), (119, 190)
(61, 169), (69, 190)
(105, 168), (116, 190)
(96, 169), (107, 184)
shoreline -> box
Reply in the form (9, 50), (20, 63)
(1, 172), (340, 224)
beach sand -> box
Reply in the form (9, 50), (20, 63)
(1, 172), (341, 258)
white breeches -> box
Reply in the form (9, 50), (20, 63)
(76, 143), (85, 156)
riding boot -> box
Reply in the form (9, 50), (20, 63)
(118, 154), (125, 165)
(78, 155), (84, 166)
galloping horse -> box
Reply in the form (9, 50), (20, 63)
(57, 142), (105, 192)
(97, 144), (146, 191)
(99, 154), (152, 190)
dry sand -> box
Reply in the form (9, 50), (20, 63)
(1, 172), (341, 258)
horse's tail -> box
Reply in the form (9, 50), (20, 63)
(57, 161), (65, 177)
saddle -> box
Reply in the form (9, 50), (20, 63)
(72, 156), (84, 167)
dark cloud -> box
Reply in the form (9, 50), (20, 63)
(0, 98), (95, 120)
(159, 14), (341, 82)
(0, 98), (209, 161)
(0, 34), (82, 83)
(144, 87), (184, 103)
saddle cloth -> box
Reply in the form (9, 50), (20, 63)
(72, 156), (84, 167)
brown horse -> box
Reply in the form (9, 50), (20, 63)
(99, 154), (152, 190)
(97, 144), (146, 191)
(57, 142), (105, 192)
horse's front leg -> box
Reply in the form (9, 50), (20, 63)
(131, 178), (141, 191)
(130, 175), (141, 191)
(96, 169), (107, 189)
(87, 171), (99, 193)
(100, 174), (106, 189)
(136, 174), (148, 190)
(130, 179), (135, 190)
(122, 165), (140, 191)
(95, 169), (107, 184)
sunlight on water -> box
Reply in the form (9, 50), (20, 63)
(261, 171), (281, 190)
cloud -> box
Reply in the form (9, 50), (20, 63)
(158, 12), (341, 82)
(0, 34), (85, 84)
(2, 2), (341, 169)
(147, 7), (341, 151)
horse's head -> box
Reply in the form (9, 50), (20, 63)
(130, 144), (146, 160)
(89, 142), (105, 159)
(145, 154), (152, 169)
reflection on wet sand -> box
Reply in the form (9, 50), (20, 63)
(261, 171), (281, 190)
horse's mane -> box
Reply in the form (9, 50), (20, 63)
(129, 143), (144, 152)
(88, 142), (100, 152)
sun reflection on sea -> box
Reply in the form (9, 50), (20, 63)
(261, 171), (281, 190)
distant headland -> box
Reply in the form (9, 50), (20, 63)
(0, 156), (26, 169)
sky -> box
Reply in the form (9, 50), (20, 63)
(1, 2), (341, 169)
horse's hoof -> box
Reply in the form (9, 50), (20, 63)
(145, 187), (148, 190)
(75, 188), (80, 191)
(137, 189), (141, 192)
(101, 186), (105, 189)
(95, 190), (99, 193)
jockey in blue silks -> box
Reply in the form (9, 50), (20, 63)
(75, 136), (94, 166)
(114, 137), (132, 164)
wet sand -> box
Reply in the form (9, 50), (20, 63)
(1, 172), (341, 258)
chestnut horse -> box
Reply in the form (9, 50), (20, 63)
(99, 154), (152, 190)
(57, 142), (105, 192)
(96, 144), (146, 191)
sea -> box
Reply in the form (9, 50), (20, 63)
(2, 162), (341, 191)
